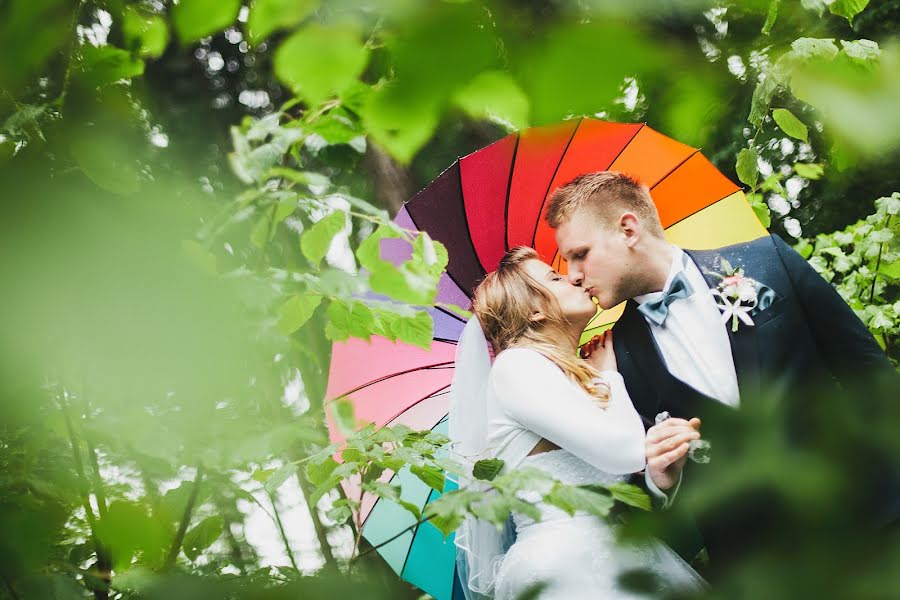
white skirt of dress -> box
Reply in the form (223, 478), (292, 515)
(493, 514), (707, 600)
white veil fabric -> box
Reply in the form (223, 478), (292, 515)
(447, 316), (514, 600)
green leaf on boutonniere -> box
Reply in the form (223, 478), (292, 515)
(473, 458), (505, 481)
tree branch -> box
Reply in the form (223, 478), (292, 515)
(164, 466), (205, 570)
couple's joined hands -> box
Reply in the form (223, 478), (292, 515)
(579, 329), (702, 491)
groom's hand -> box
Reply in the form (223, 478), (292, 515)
(646, 417), (701, 491)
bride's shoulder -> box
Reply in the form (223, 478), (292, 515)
(491, 347), (552, 375)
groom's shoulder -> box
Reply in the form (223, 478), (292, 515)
(683, 234), (784, 266)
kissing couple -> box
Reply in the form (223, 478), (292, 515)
(447, 171), (893, 599)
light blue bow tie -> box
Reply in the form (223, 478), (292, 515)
(638, 268), (695, 326)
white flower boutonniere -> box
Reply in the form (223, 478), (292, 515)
(708, 258), (777, 332)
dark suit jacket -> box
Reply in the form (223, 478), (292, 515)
(613, 234), (895, 573)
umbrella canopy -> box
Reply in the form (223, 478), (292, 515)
(324, 118), (768, 599)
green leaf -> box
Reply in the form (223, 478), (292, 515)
(423, 489), (483, 536)
(95, 501), (169, 570)
(398, 499), (422, 521)
(749, 71), (780, 128)
(772, 108), (809, 142)
(878, 258), (900, 280)
(545, 485), (614, 518)
(264, 463), (298, 493)
(183, 516), (224, 561)
(326, 300), (375, 342)
(70, 129), (141, 195)
(790, 38), (839, 62)
(305, 455), (340, 486)
(762, 0), (780, 34)
(172, 0), (240, 43)
(363, 481), (401, 502)
(362, 85), (441, 164)
(273, 193), (299, 224)
(828, 0), (870, 24)
(310, 476), (342, 506)
(748, 193), (771, 228)
(356, 224), (404, 271)
(77, 45), (145, 88)
(268, 167), (331, 190)
(605, 482), (652, 511)
(277, 294), (322, 335)
(249, 212), (273, 250)
(247, 0), (318, 44)
(794, 238), (814, 259)
(411, 464), (446, 493)
(326, 504), (352, 524)
(301, 211), (346, 268)
(251, 468), (276, 483)
(839, 39), (880, 63)
(736, 147), (759, 189)
(453, 70), (530, 130)
(473, 458), (505, 482)
(274, 24), (369, 106)
(330, 397), (357, 436)
(123, 7), (169, 58)
(388, 310), (433, 349)
(793, 162), (824, 180)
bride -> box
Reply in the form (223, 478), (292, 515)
(449, 246), (707, 600)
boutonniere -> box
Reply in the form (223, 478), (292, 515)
(707, 258), (777, 332)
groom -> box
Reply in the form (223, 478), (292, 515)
(547, 171), (895, 575)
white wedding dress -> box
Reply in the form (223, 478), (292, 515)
(482, 348), (707, 600)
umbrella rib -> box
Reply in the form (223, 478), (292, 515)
(400, 487), (441, 579)
(662, 188), (741, 230)
(379, 385), (452, 434)
(328, 362), (454, 401)
(649, 148), (699, 191)
(605, 121), (646, 170)
(503, 133), (521, 252)
(435, 304), (467, 325)
(403, 203), (477, 303)
(529, 118), (583, 248)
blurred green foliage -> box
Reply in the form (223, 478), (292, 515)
(0, 0), (897, 598)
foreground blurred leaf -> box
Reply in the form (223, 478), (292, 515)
(274, 24), (369, 106)
(123, 7), (169, 58)
(172, 0), (240, 43)
(277, 294), (323, 334)
(248, 0), (318, 44)
(453, 71), (530, 130)
(77, 45), (145, 88)
(794, 162), (824, 180)
(263, 463), (298, 493)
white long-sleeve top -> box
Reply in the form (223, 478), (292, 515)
(484, 347), (647, 475)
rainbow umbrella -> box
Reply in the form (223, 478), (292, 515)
(324, 118), (769, 599)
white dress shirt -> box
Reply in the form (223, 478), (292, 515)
(635, 246), (740, 506)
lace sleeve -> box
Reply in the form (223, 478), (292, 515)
(490, 348), (646, 474)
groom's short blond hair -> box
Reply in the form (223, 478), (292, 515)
(544, 171), (665, 238)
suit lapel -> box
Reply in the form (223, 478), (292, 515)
(683, 248), (761, 402)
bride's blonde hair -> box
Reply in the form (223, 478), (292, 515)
(472, 246), (608, 403)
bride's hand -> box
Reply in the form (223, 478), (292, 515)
(580, 329), (617, 372)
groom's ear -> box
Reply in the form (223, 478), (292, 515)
(620, 213), (640, 247)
